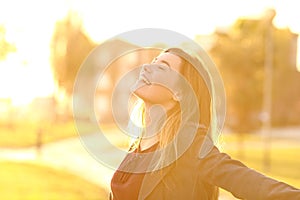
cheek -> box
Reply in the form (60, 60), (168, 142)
(151, 72), (181, 94)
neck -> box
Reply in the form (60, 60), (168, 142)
(139, 101), (178, 151)
(139, 103), (167, 150)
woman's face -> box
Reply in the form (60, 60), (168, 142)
(132, 52), (182, 106)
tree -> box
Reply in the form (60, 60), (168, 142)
(0, 25), (16, 60)
(50, 11), (96, 95)
(210, 18), (265, 132)
(209, 11), (300, 132)
(271, 28), (300, 126)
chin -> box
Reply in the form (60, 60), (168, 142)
(133, 84), (174, 104)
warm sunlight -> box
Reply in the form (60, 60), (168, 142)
(271, 0), (300, 71)
(0, 0), (68, 106)
(0, 1), (300, 200)
(0, 0), (299, 107)
(297, 40), (300, 72)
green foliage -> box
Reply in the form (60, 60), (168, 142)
(271, 28), (300, 126)
(272, 67), (300, 126)
(50, 11), (96, 95)
(0, 25), (16, 60)
(210, 17), (300, 132)
(210, 18), (266, 132)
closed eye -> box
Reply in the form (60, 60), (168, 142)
(160, 60), (170, 67)
(152, 58), (171, 68)
(158, 64), (169, 70)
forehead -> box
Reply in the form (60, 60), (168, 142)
(156, 52), (182, 69)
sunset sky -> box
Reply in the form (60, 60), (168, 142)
(0, 0), (299, 106)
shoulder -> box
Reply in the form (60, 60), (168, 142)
(187, 126), (215, 159)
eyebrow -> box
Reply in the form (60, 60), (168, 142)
(154, 57), (171, 67)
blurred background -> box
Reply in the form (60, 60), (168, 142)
(0, 0), (300, 199)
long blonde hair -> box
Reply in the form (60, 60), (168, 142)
(128, 48), (213, 170)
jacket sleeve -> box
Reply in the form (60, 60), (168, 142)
(198, 146), (300, 200)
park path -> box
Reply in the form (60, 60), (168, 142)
(1, 126), (300, 199)
(0, 134), (115, 192)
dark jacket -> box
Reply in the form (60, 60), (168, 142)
(135, 131), (300, 200)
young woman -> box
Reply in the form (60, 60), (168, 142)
(110, 48), (300, 199)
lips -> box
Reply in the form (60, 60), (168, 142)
(140, 74), (151, 85)
(130, 73), (151, 93)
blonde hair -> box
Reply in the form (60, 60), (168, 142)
(128, 48), (213, 170)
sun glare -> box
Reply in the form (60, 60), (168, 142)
(0, 0), (299, 108)
(0, 0), (68, 106)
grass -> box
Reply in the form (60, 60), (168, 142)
(0, 161), (107, 200)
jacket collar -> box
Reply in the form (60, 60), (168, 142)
(138, 123), (206, 199)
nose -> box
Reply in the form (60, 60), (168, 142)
(143, 64), (152, 73)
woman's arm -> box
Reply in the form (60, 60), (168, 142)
(198, 146), (300, 200)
